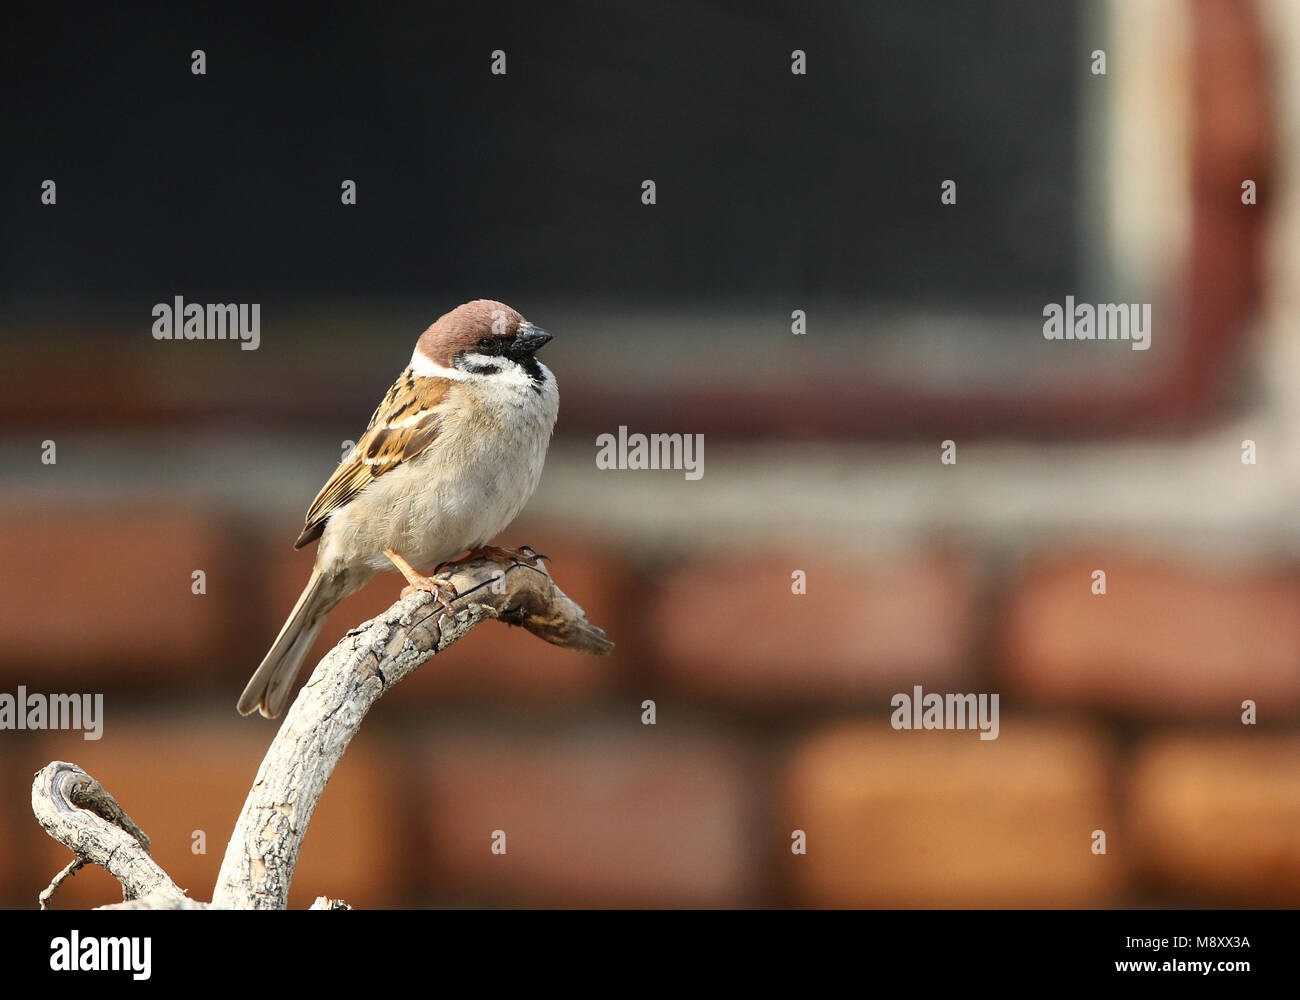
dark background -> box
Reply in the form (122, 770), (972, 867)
(1, 2), (1077, 308)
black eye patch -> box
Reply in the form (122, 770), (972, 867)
(476, 337), (501, 355)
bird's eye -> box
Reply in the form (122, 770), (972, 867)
(477, 337), (498, 354)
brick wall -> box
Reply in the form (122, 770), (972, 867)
(2, 504), (1296, 908)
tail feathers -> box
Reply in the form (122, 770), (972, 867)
(238, 568), (343, 719)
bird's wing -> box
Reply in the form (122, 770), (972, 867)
(294, 372), (454, 549)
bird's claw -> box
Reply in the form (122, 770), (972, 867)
(400, 576), (459, 616)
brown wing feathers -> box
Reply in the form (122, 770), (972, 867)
(292, 372), (452, 549)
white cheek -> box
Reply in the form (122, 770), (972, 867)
(459, 354), (538, 389)
(459, 352), (505, 370)
(409, 350), (465, 380)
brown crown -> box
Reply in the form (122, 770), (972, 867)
(414, 299), (525, 367)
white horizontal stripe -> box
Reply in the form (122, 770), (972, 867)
(409, 349), (466, 380)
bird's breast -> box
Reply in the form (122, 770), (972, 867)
(317, 372), (558, 575)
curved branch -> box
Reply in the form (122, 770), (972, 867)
(211, 555), (612, 909)
(29, 556), (610, 910)
(31, 761), (189, 908)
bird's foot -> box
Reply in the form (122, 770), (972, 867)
(465, 544), (549, 568)
(399, 576), (459, 616)
(384, 548), (459, 615)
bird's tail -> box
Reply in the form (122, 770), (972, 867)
(237, 567), (347, 719)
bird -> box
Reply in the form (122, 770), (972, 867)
(237, 299), (559, 718)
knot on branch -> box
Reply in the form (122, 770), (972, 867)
(41, 761), (151, 851)
(429, 556), (615, 655)
(31, 762), (186, 909)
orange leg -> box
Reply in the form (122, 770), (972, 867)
(383, 549), (458, 614)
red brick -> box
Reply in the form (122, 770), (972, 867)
(0, 506), (237, 681)
(1126, 734), (1300, 904)
(648, 549), (977, 705)
(999, 552), (1300, 717)
(776, 718), (1121, 907)
(19, 715), (401, 909)
(419, 722), (756, 906)
(263, 527), (627, 705)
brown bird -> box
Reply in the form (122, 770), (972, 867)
(237, 300), (558, 718)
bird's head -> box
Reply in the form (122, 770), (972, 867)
(412, 299), (552, 383)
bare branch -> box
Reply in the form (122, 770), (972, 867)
(38, 858), (84, 911)
(210, 555), (611, 908)
(29, 555), (610, 910)
(31, 761), (189, 907)
(97, 892), (209, 910)
(309, 896), (353, 910)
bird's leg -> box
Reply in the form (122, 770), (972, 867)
(383, 548), (458, 615)
(463, 544), (550, 568)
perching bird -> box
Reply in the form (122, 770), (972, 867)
(237, 299), (559, 718)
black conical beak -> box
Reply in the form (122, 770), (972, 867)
(513, 323), (552, 355)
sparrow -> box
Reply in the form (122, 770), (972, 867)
(237, 299), (559, 718)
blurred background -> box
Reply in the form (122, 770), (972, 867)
(2, 0), (1299, 907)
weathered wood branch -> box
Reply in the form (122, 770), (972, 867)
(31, 761), (189, 908)
(30, 556), (612, 909)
